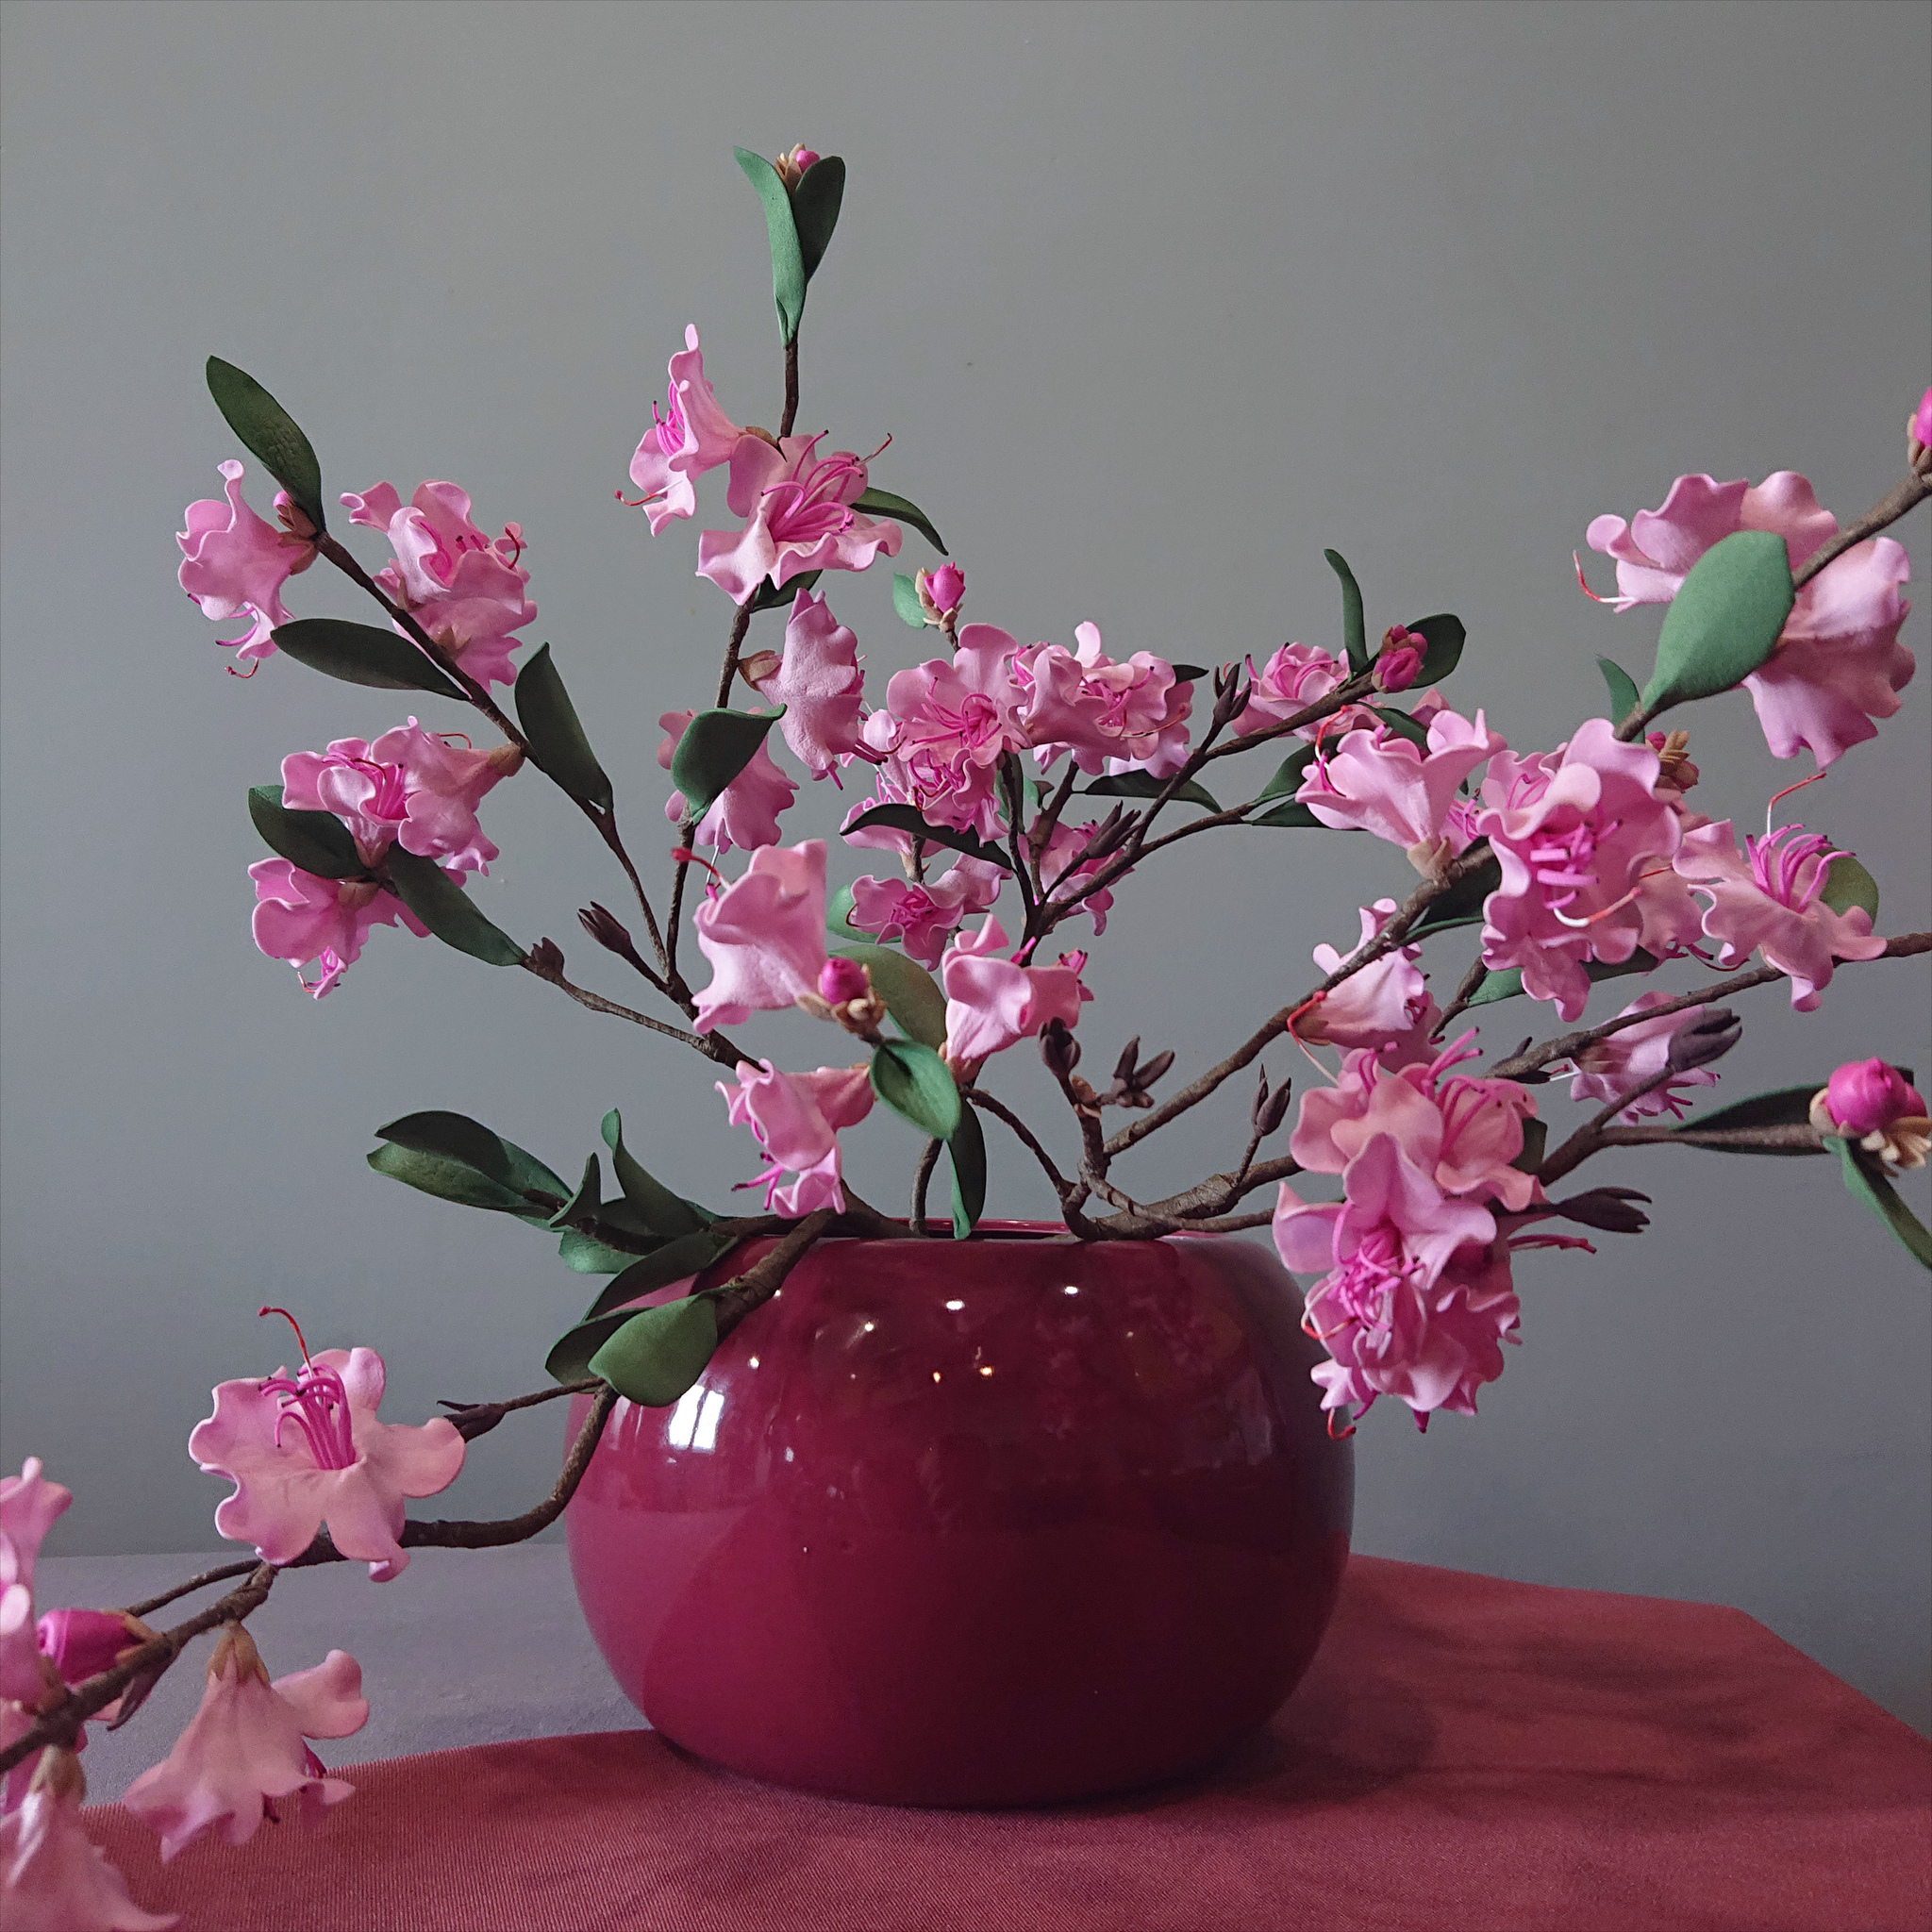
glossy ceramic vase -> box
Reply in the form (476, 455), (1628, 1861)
(565, 1227), (1353, 1807)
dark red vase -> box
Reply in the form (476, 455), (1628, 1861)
(565, 1226), (1353, 1807)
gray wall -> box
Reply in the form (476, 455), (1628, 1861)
(4, 1), (1927, 1730)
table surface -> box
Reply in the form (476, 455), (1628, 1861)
(41, 1548), (1932, 1932)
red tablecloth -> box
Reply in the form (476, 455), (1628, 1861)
(84, 1555), (1930, 1932)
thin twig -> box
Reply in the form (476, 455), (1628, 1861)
(1537, 1061), (1687, 1188)
(910, 1139), (943, 1237)
(1597, 1123), (1826, 1153)
(965, 1090), (1075, 1199)
(779, 334), (800, 441)
(439, 1377), (602, 1441)
(521, 954), (707, 1044)
(122, 1560), (260, 1622)
(1432, 952), (1493, 1039)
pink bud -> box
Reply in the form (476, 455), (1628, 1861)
(37, 1607), (141, 1684)
(1373, 627), (1425, 693)
(923, 562), (966, 616)
(1823, 1058), (1925, 1138)
(794, 148), (822, 173)
(818, 957), (871, 1004)
(1912, 387), (1932, 452)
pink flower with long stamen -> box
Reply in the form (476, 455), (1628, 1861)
(1013, 624), (1193, 778)
(750, 590), (871, 779)
(2, 1749), (176, 1929)
(340, 481), (535, 690)
(658, 710), (797, 853)
(691, 841), (829, 1030)
(717, 1061), (875, 1216)
(1300, 902), (1437, 1054)
(626, 325), (743, 533)
(941, 917), (1091, 1070)
(123, 1626), (366, 1862)
(697, 433), (902, 604)
(1234, 642), (1351, 738)
(1550, 991), (1721, 1121)
(1586, 472), (1914, 767)
(1672, 817), (1886, 1010)
(847, 858), (1005, 968)
(1296, 708), (1505, 871)
(1809, 1058), (1929, 1171)
(190, 1327), (464, 1581)
(248, 862), (431, 999)
(2, 1458), (72, 1707)
(177, 461), (318, 664)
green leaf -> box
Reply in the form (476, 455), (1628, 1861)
(247, 785), (366, 880)
(891, 573), (927, 628)
(1407, 854), (1503, 941)
(375, 1110), (569, 1201)
(588, 1296), (722, 1406)
(601, 1109), (707, 1238)
(1324, 549), (1368, 676)
(841, 803), (1009, 870)
(1640, 529), (1793, 720)
(580, 1228), (739, 1322)
(791, 156), (845, 279)
(745, 568), (821, 616)
(515, 644), (610, 811)
(269, 619), (466, 699)
(1598, 655), (1641, 725)
(827, 943), (947, 1048)
(369, 1143), (541, 1218)
(948, 1102), (988, 1240)
(734, 146), (806, 344)
(558, 1227), (644, 1274)
(549, 1153), (602, 1231)
(1369, 706), (1430, 747)
(383, 849), (525, 966)
(1080, 771), (1222, 811)
(1820, 851), (1879, 923)
(1464, 950), (1659, 1010)
(852, 488), (947, 555)
(1255, 744), (1317, 803)
(1833, 1139), (1932, 1270)
(205, 357), (326, 534)
(1168, 663), (1211, 682)
(1405, 614), (1465, 690)
(1248, 801), (1325, 828)
(669, 708), (782, 824)
(871, 1040), (962, 1141)
(1672, 1083), (1820, 1137)
(1510, 1118), (1549, 1174)
(827, 883), (871, 943)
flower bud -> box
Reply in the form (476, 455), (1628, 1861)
(775, 146), (822, 191)
(1816, 1058), (1925, 1138)
(1646, 729), (1699, 794)
(1372, 626), (1425, 693)
(818, 957), (871, 1005)
(917, 562), (966, 621)
(1910, 386), (1932, 470)
(37, 1607), (148, 1684)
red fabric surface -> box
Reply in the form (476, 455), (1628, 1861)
(84, 1556), (1931, 1932)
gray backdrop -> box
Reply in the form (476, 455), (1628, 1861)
(4, 1), (1928, 1731)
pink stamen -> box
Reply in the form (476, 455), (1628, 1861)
(225, 658), (260, 679)
(671, 846), (724, 881)
(1765, 769), (1826, 839)
(256, 1307), (357, 1472)
(258, 1306), (312, 1365)
(1572, 551), (1618, 606)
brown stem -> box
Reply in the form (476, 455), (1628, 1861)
(966, 1088), (1074, 1200)
(439, 1377), (601, 1441)
(1597, 1122), (1827, 1153)
(713, 599), (758, 710)
(706, 1208), (836, 1336)
(1432, 952), (1493, 1038)
(910, 1139), (943, 1237)
(779, 334), (800, 441)
(123, 1559), (260, 1621)
(1537, 1062), (1688, 1188)
(521, 954), (706, 1044)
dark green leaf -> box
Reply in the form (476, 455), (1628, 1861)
(746, 569), (821, 615)
(602, 1109), (707, 1238)
(1820, 851), (1879, 923)
(1255, 744), (1317, 804)
(374, 1110), (569, 1204)
(270, 619), (466, 699)
(1248, 801), (1325, 828)
(1370, 706), (1430, 747)
(205, 357), (326, 534)
(871, 1040), (962, 1140)
(384, 849), (525, 965)
(515, 644), (611, 811)
(1833, 1139), (1932, 1270)
(1407, 854), (1503, 941)
(1324, 549), (1368, 675)
(791, 156), (845, 279)
(580, 1228), (739, 1322)
(827, 944), (947, 1048)
(852, 488), (947, 555)
(1081, 771), (1222, 811)
(1405, 614), (1465, 690)
(841, 803), (1009, 870)
(549, 1154), (602, 1230)
(1641, 529), (1793, 719)
(368, 1143), (541, 1218)
(558, 1227), (644, 1274)
(948, 1103), (988, 1240)
(1673, 1084), (1820, 1135)
(1510, 1118), (1549, 1174)
(669, 708), (782, 823)
(734, 146), (806, 344)
(588, 1296), (722, 1406)
(1598, 655), (1641, 725)
(247, 785), (366, 880)
(891, 573), (927, 628)
(1168, 663), (1211, 682)
(1465, 950), (1659, 1010)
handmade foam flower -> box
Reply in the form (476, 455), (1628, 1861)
(1672, 819), (1886, 1010)
(919, 561), (966, 620)
(691, 841), (829, 1031)
(1299, 902), (1436, 1054)
(248, 861), (431, 1000)
(281, 720), (514, 874)
(1012, 624), (1193, 778)
(1551, 992), (1721, 1122)
(627, 325), (743, 533)
(340, 480), (535, 690)
(1808, 1058), (1928, 1171)
(846, 858), (1005, 968)
(1, 1458), (72, 1707)
(658, 710), (798, 853)
(717, 1060), (875, 1216)
(1034, 820), (1120, 935)
(749, 590), (870, 779)
(123, 1626), (366, 1862)
(190, 1343), (465, 1580)
(1296, 708), (1504, 872)
(696, 433), (901, 604)
(941, 917), (1090, 1071)
(1912, 388), (1932, 455)
(176, 460), (317, 663)
(1, 1749), (176, 1929)
(35, 1609), (148, 1689)
(1586, 472), (1914, 768)
(1234, 642), (1350, 738)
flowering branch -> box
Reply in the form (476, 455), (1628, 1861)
(706, 1208), (838, 1336)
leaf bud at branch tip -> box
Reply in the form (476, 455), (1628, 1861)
(1668, 1007), (1742, 1074)
(1040, 1017), (1081, 1080)
(525, 938), (566, 978)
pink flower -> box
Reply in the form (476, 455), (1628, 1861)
(696, 433), (901, 605)
(691, 841), (829, 1031)
(1234, 642), (1351, 738)
(1373, 627), (1425, 693)
(1476, 719), (1681, 1022)
(2, 1751), (176, 1929)
(1012, 625), (1193, 777)
(1672, 818), (1886, 1011)
(846, 858), (1005, 968)
(248, 861), (431, 999)
(941, 917), (1090, 1070)
(626, 325), (743, 533)
(1551, 991), (1721, 1121)
(281, 720), (511, 874)
(920, 562), (966, 618)
(190, 1343), (465, 1580)
(717, 1060), (875, 1216)
(1810, 1058), (1929, 1172)
(1912, 388), (1932, 455)
(1300, 902), (1437, 1054)
(340, 481), (535, 690)
(1586, 473), (1914, 768)
(658, 710), (797, 853)
(123, 1627), (366, 1862)
(1, 1459), (71, 1707)
(35, 1610), (144, 1689)
(749, 590), (870, 779)
(177, 460), (317, 664)
(1296, 707), (1503, 871)
(1034, 819), (1120, 935)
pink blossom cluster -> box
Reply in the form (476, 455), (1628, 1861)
(176, 460), (318, 664)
